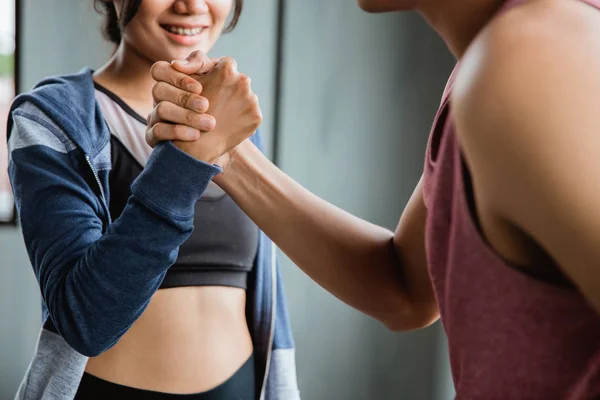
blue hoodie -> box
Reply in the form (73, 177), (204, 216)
(7, 68), (299, 400)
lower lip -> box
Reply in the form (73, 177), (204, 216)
(162, 27), (207, 46)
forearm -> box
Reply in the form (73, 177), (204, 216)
(13, 141), (220, 356)
(216, 142), (417, 328)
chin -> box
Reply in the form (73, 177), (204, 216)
(159, 46), (210, 63)
(357, 0), (413, 12)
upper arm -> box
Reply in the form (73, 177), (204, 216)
(393, 176), (439, 328)
(453, 1), (600, 313)
(8, 102), (196, 356)
(9, 104), (105, 281)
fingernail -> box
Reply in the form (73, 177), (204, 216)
(192, 99), (205, 112)
(200, 120), (213, 131)
(171, 59), (188, 65)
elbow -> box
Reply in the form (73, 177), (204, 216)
(74, 342), (110, 358)
(63, 332), (114, 357)
(50, 314), (116, 357)
(380, 300), (440, 333)
(44, 290), (120, 357)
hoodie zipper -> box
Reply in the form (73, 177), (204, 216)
(85, 154), (110, 225)
(89, 148), (274, 396)
(259, 242), (278, 400)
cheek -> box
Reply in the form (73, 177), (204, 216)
(208, 0), (234, 27)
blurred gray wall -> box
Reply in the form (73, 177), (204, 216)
(1, 0), (455, 398)
(276, 2), (455, 399)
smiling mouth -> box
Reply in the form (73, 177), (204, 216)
(161, 25), (205, 36)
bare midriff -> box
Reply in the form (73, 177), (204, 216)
(84, 286), (253, 394)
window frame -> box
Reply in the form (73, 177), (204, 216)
(1, 0), (20, 226)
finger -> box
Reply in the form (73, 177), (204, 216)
(171, 50), (219, 75)
(238, 74), (251, 91)
(145, 122), (202, 148)
(148, 101), (216, 132)
(215, 56), (238, 74)
(152, 82), (209, 113)
(150, 61), (203, 94)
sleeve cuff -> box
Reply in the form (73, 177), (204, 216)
(131, 141), (222, 219)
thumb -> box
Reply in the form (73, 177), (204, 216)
(171, 50), (218, 75)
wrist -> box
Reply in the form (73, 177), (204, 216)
(134, 142), (221, 217)
(214, 140), (262, 190)
(173, 138), (221, 165)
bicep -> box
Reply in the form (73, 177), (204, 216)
(393, 176), (438, 326)
(9, 111), (105, 283)
(393, 176), (427, 268)
(9, 108), (170, 355)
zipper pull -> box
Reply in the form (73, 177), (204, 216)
(85, 154), (111, 225)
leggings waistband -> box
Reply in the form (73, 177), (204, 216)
(75, 353), (256, 400)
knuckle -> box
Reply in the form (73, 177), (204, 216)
(221, 57), (237, 75)
(147, 124), (160, 142)
(150, 61), (167, 77)
(151, 82), (164, 100)
(245, 92), (258, 106)
(223, 66), (235, 78)
(238, 74), (250, 89)
(155, 102), (169, 119)
(185, 111), (197, 126)
(172, 124), (184, 138)
(221, 56), (235, 66)
(178, 75), (190, 89)
(153, 122), (169, 140)
(179, 91), (192, 107)
(254, 105), (263, 123)
(147, 109), (155, 123)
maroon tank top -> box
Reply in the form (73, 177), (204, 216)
(422, 1), (600, 398)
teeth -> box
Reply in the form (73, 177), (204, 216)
(166, 26), (202, 36)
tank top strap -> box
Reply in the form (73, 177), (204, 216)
(500, 0), (600, 12)
(581, 0), (600, 8)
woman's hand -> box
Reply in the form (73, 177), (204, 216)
(146, 50), (218, 148)
(147, 51), (262, 165)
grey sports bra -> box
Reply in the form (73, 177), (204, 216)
(95, 82), (258, 290)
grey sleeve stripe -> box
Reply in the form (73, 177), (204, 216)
(8, 102), (77, 159)
(15, 328), (87, 400)
(8, 116), (77, 166)
(266, 348), (301, 400)
(18, 101), (74, 147)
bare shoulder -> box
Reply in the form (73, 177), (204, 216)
(446, 0), (600, 313)
(453, 0), (600, 122)
(450, 0), (600, 203)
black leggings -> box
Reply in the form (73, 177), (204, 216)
(74, 353), (256, 399)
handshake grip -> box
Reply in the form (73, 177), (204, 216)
(174, 57), (262, 164)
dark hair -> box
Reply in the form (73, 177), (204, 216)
(94, 0), (243, 45)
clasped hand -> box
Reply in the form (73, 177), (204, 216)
(146, 50), (261, 166)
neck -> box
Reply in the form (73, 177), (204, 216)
(417, 0), (506, 58)
(94, 42), (156, 110)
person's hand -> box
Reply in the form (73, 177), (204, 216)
(179, 56), (261, 165)
(146, 50), (219, 148)
(148, 52), (262, 165)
